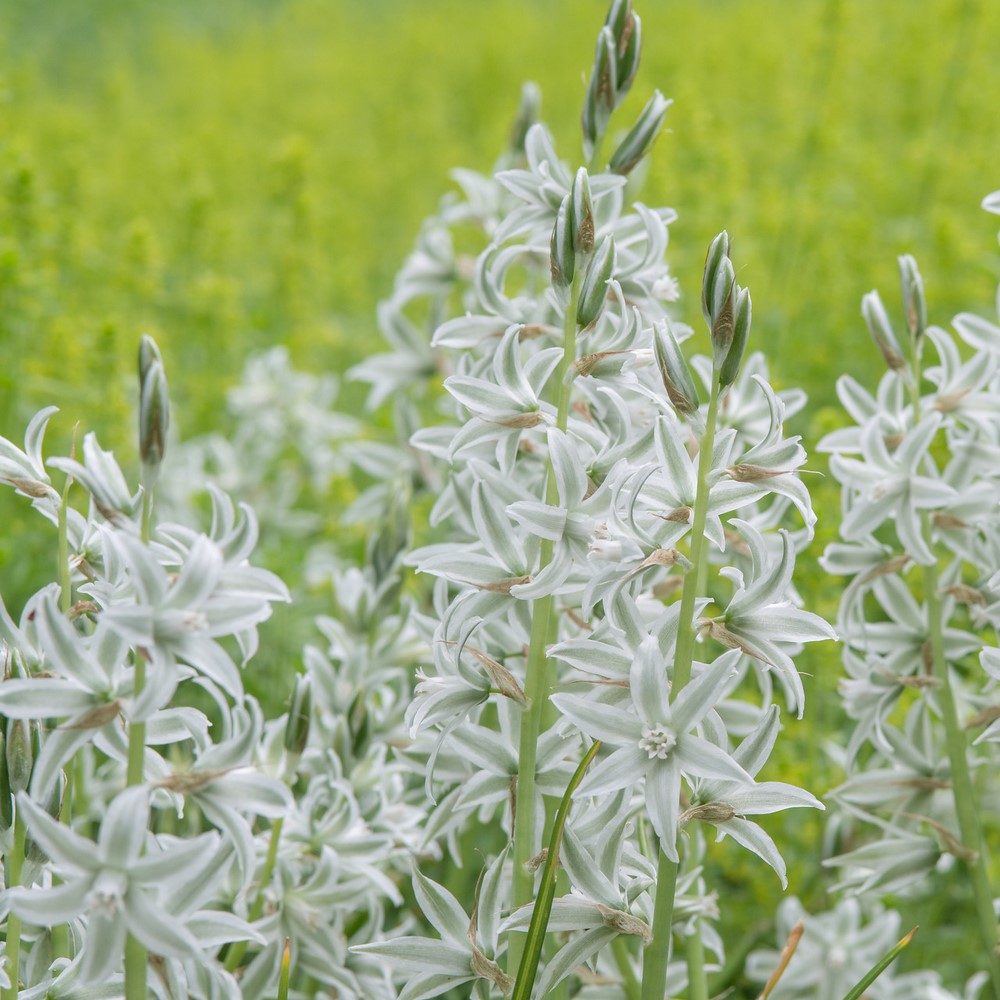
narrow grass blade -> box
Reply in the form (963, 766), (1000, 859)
(841, 927), (917, 1000)
(756, 920), (803, 1000)
(511, 740), (602, 1000)
(277, 937), (291, 1000)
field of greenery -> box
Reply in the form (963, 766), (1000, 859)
(2, 0), (1000, 997)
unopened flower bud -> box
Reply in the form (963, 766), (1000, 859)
(582, 27), (617, 156)
(570, 168), (595, 254)
(0, 723), (12, 832)
(508, 82), (541, 158)
(609, 91), (671, 175)
(6, 717), (33, 795)
(138, 336), (170, 474)
(550, 196), (575, 290)
(577, 237), (616, 329)
(138, 334), (162, 383)
(861, 290), (907, 372)
(898, 254), (926, 343)
(348, 689), (370, 757)
(701, 231), (731, 328)
(610, 6), (641, 97)
(283, 674), (311, 756)
(718, 285), (752, 389)
(652, 318), (699, 414)
(709, 259), (737, 371)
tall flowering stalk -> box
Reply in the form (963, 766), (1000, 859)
(354, 2), (833, 996)
(820, 191), (1000, 999)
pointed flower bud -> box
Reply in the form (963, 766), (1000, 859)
(550, 196), (575, 290)
(609, 91), (671, 176)
(701, 231), (731, 328)
(138, 335), (170, 473)
(718, 285), (752, 389)
(861, 290), (907, 372)
(898, 254), (926, 344)
(508, 82), (541, 158)
(0, 724), (12, 832)
(6, 717), (32, 795)
(653, 319), (699, 414)
(577, 236), (616, 329)
(283, 674), (311, 756)
(613, 9), (641, 97)
(570, 168), (595, 254)
(582, 27), (617, 156)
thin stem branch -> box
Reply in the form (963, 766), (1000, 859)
(642, 379), (722, 1000)
(509, 263), (582, 972)
(2, 810), (27, 1000)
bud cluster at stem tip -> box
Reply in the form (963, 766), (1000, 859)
(702, 231), (751, 389)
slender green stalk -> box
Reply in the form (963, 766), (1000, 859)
(510, 263), (582, 970)
(124, 934), (147, 1000)
(905, 328), (1000, 998)
(926, 564), (1000, 998)
(511, 741), (601, 1000)
(2, 811), (27, 1000)
(611, 936), (642, 1000)
(50, 769), (74, 961)
(58, 472), (73, 613)
(225, 816), (285, 972)
(641, 380), (722, 1000)
(685, 918), (709, 1000)
(641, 849), (678, 1000)
(125, 485), (155, 999)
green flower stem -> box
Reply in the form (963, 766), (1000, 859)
(511, 740), (601, 1000)
(58, 472), (73, 613)
(685, 918), (709, 1000)
(926, 560), (1000, 999)
(50, 768), (74, 961)
(906, 328), (1000, 998)
(641, 378), (722, 1000)
(611, 936), (641, 1000)
(641, 850), (678, 1000)
(2, 810), (27, 1000)
(124, 934), (147, 1000)
(125, 485), (155, 1000)
(225, 816), (285, 972)
(510, 262), (583, 972)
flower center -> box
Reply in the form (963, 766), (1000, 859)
(638, 726), (676, 760)
(88, 869), (128, 915)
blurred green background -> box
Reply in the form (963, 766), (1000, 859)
(3, 0), (998, 440)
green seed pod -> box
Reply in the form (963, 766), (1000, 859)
(862, 289), (907, 372)
(577, 236), (616, 330)
(550, 196), (575, 290)
(283, 674), (312, 756)
(652, 319), (699, 415)
(718, 286), (752, 389)
(898, 254), (926, 344)
(570, 167), (595, 255)
(609, 91), (671, 176)
(6, 717), (33, 795)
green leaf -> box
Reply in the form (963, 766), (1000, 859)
(840, 927), (918, 1000)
